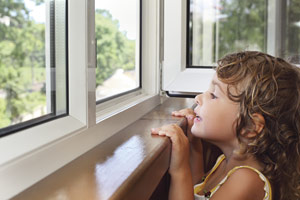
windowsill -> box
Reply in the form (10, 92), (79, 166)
(11, 97), (194, 200)
(96, 91), (149, 122)
(0, 94), (161, 200)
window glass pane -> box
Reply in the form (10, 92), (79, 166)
(286, 0), (300, 64)
(188, 0), (300, 67)
(0, 0), (67, 136)
(188, 0), (266, 66)
(95, 0), (140, 102)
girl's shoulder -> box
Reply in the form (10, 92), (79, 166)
(212, 166), (272, 200)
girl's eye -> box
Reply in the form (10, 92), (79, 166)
(210, 93), (217, 99)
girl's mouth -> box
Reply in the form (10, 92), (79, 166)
(194, 115), (202, 122)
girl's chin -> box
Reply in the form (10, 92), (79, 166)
(191, 126), (201, 136)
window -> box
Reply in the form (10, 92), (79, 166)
(0, 0), (67, 137)
(285, 0), (300, 65)
(187, 0), (300, 67)
(95, 0), (141, 103)
(0, 1), (160, 199)
(162, 0), (300, 95)
(187, 0), (267, 67)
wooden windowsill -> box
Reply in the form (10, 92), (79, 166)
(12, 97), (194, 200)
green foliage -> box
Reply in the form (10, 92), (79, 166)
(34, 0), (45, 6)
(0, 0), (28, 28)
(286, 0), (300, 55)
(217, 0), (266, 58)
(0, 2), (136, 128)
(95, 9), (135, 86)
(23, 91), (46, 114)
(0, 98), (10, 128)
(0, 0), (46, 126)
(0, 3), (136, 127)
(214, 0), (300, 59)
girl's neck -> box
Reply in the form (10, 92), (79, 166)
(216, 142), (263, 171)
(206, 139), (264, 171)
(222, 150), (263, 172)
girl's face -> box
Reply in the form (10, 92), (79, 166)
(192, 74), (240, 146)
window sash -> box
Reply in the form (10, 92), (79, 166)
(95, 0), (142, 104)
(162, 0), (293, 95)
(0, 1), (160, 199)
(0, 0), (68, 137)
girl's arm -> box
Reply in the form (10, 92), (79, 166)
(172, 108), (204, 184)
(151, 124), (194, 200)
(169, 165), (194, 200)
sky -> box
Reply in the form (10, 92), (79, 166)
(24, 0), (137, 40)
(96, 0), (137, 40)
(24, 0), (45, 23)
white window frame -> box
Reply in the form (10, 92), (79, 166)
(267, 0), (283, 57)
(163, 0), (214, 94)
(94, 0), (142, 105)
(162, 0), (283, 95)
(0, 0), (161, 199)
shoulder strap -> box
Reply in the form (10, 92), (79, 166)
(208, 154), (226, 176)
(204, 154), (225, 182)
(194, 154), (225, 195)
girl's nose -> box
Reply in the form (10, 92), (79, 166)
(195, 94), (203, 106)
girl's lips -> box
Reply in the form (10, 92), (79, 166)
(194, 116), (202, 122)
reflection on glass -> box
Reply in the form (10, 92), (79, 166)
(0, 0), (67, 135)
(189, 0), (300, 66)
(286, 0), (300, 65)
(0, 1), (47, 128)
(95, 0), (140, 102)
(188, 0), (266, 66)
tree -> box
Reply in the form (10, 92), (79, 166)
(95, 9), (135, 87)
(286, 0), (300, 57)
(0, 0), (46, 126)
(188, 0), (266, 65)
(0, 98), (10, 128)
(0, 2), (137, 128)
(217, 0), (266, 58)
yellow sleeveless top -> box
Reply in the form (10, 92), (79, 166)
(194, 154), (272, 200)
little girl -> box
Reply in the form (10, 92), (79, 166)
(151, 51), (300, 200)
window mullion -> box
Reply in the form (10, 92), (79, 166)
(87, 0), (96, 127)
(267, 0), (283, 57)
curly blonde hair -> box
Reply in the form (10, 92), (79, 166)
(216, 51), (300, 200)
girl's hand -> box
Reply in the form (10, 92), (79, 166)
(151, 124), (190, 176)
(172, 108), (203, 153)
(172, 108), (204, 184)
(172, 108), (195, 118)
(172, 108), (195, 137)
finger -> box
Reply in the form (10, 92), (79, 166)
(172, 111), (181, 116)
(158, 130), (168, 136)
(172, 110), (187, 117)
(165, 131), (188, 148)
(187, 114), (195, 122)
(187, 114), (195, 120)
(151, 127), (161, 134)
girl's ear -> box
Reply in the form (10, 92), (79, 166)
(244, 113), (265, 138)
(252, 113), (265, 133)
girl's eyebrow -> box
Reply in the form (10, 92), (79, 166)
(211, 80), (225, 94)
